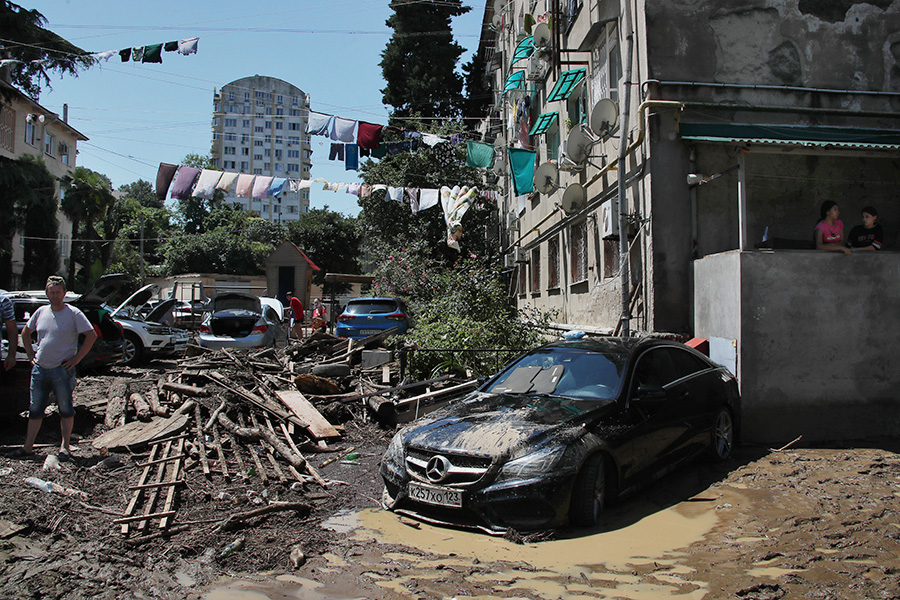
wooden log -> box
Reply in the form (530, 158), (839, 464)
(145, 387), (168, 417)
(161, 382), (208, 397)
(130, 393), (152, 422)
(193, 403), (210, 477)
(238, 412), (268, 484)
(105, 379), (129, 430)
(394, 380), (479, 408)
(213, 501), (311, 533)
(216, 412), (307, 472)
(203, 401), (227, 433)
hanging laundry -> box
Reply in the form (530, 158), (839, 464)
(132, 46), (144, 62)
(306, 111), (333, 136)
(387, 186), (404, 202)
(119, 48), (132, 62)
(440, 185), (478, 252)
(432, 142), (456, 167)
(359, 147), (370, 157)
(192, 169), (222, 199)
(466, 141), (495, 168)
(421, 133), (444, 147)
(169, 167), (201, 200)
(345, 143), (359, 171)
(360, 183), (373, 199)
(371, 144), (387, 159)
(290, 179), (313, 191)
(235, 174), (255, 198)
(155, 163), (177, 203)
(178, 37), (199, 55)
(329, 143), (344, 161)
(325, 182), (340, 192)
(347, 182), (361, 196)
(216, 171), (238, 193)
(270, 177), (287, 196)
(405, 187), (420, 213)
(356, 121), (383, 149)
(142, 43), (163, 63)
(93, 50), (116, 62)
(418, 188), (440, 212)
(252, 176), (274, 199)
(330, 116), (357, 142)
(372, 184), (388, 192)
(449, 133), (463, 146)
(164, 41), (178, 52)
(508, 147), (537, 196)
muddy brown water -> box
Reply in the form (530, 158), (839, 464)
(204, 487), (736, 599)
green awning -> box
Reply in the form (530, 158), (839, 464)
(528, 111), (558, 136)
(511, 35), (535, 65)
(546, 68), (586, 102)
(502, 70), (526, 95)
(679, 123), (900, 151)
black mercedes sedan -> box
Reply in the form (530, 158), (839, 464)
(380, 336), (740, 535)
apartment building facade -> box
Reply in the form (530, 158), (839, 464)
(475, 0), (900, 441)
(209, 75), (312, 222)
(0, 81), (87, 287)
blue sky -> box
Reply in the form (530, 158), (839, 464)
(26, 0), (485, 216)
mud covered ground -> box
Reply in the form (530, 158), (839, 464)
(1, 363), (899, 600)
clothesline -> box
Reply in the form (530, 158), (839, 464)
(0, 37), (199, 71)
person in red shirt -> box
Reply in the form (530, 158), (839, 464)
(814, 201), (851, 255)
(288, 293), (304, 339)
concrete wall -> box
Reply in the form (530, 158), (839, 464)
(695, 250), (900, 443)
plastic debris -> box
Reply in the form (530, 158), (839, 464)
(25, 477), (54, 493)
(0, 467), (13, 477)
(42, 455), (62, 471)
(289, 544), (306, 568)
(216, 536), (245, 560)
(562, 330), (586, 340)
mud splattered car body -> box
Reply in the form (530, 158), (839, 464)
(380, 337), (740, 534)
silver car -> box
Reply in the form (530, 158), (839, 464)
(197, 292), (287, 349)
(109, 284), (189, 366)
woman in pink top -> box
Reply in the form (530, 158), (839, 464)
(814, 200), (851, 254)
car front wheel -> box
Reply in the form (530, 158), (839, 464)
(570, 454), (606, 527)
(710, 407), (734, 461)
(122, 332), (144, 366)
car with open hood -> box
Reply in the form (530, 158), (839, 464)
(197, 292), (287, 349)
(380, 336), (740, 535)
(108, 284), (189, 366)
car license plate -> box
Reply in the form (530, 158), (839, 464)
(360, 329), (381, 335)
(408, 482), (462, 507)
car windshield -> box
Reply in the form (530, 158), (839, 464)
(485, 347), (626, 400)
(346, 300), (400, 315)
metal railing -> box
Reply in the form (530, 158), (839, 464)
(399, 347), (527, 381)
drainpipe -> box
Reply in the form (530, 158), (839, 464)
(617, 0), (635, 337)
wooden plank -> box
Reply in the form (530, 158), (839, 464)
(239, 412), (268, 484)
(252, 412), (286, 482)
(114, 511), (176, 524)
(211, 423), (230, 482)
(274, 390), (340, 440)
(92, 413), (188, 450)
(136, 440), (173, 532)
(279, 422), (327, 488)
(159, 437), (185, 529)
(194, 403), (210, 477)
(394, 380), (479, 408)
(129, 480), (185, 491)
(227, 432), (250, 481)
(121, 444), (159, 535)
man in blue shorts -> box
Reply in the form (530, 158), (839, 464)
(15, 276), (97, 459)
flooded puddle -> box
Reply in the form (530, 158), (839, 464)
(205, 488), (742, 599)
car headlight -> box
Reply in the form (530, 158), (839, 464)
(496, 445), (567, 482)
(381, 433), (406, 479)
(145, 326), (168, 335)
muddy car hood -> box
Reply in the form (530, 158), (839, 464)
(402, 392), (619, 458)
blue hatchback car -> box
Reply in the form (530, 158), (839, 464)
(335, 297), (411, 339)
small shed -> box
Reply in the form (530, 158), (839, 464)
(266, 241), (320, 308)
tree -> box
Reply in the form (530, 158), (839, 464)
(0, 155), (58, 288)
(118, 179), (162, 209)
(161, 230), (272, 276)
(358, 121), (499, 269)
(380, 0), (471, 122)
(0, 1), (94, 101)
(286, 208), (361, 294)
(60, 166), (116, 290)
(174, 153), (223, 234)
(115, 180), (174, 274)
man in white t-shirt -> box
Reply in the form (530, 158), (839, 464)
(14, 276), (97, 459)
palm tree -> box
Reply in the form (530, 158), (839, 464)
(60, 166), (116, 287)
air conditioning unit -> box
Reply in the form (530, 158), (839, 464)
(600, 199), (618, 239)
(505, 211), (519, 231)
(525, 56), (548, 81)
(513, 247), (527, 263)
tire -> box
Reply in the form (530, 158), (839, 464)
(710, 407), (734, 461)
(121, 332), (144, 366)
(570, 454), (606, 527)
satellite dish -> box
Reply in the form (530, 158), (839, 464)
(533, 23), (551, 48)
(491, 14), (502, 28)
(533, 162), (559, 195)
(590, 99), (619, 137)
(565, 126), (593, 164)
(493, 0), (506, 15)
(560, 184), (586, 215)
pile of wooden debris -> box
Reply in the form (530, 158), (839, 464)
(82, 329), (477, 541)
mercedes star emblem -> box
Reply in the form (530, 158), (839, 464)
(425, 455), (451, 483)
